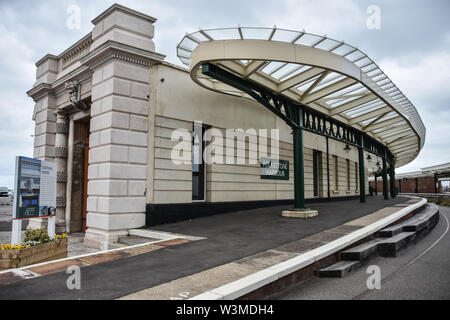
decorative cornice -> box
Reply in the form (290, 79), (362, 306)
(35, 54), (59, 67)
(27, 83), (55, 102)
(61, 35), (93, 70)
(91, 3), (157, 25)
(81, 40), (165, 70)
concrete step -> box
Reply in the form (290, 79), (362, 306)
(377, 204), (439, 237)
(340, 239), (382, 262)
(413, 205), (440, 239)
(377, 232), (416, 257)
(401, 217), (430, 232)
(377, 224), (404, 238)
(317, 260), (362, 278)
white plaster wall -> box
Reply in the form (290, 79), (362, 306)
(148, 63), (369, 204)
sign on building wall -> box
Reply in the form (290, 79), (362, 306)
(13, 156), (56, 219)
(260, 157), (289, 180)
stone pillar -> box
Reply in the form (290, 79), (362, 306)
(83, 4), (161, 249)
(55, 111), (69, 232)
(27, 56), (58, 230)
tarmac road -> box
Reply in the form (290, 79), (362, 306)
(0, 203), (28, 231)
(272, 205), (450, 300)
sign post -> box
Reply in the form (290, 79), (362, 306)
(11, 156), (57, 245)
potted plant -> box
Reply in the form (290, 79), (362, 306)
(0, 229), (68, 270)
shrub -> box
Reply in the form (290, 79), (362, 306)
(427, 197), (450, 207)
(23, 229), (51, 244)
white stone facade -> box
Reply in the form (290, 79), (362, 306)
(28, 4), (370, 250)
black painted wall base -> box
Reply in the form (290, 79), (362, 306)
(145, 195), (360, 227)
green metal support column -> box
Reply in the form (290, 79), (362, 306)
(293, 112), (306, 209)
(390, 164), (396, 198)
(358, 136), (366, 203)
(382, 154), (389, 200)
(374, 175), (378, 195)
(434, 174), (438, 194)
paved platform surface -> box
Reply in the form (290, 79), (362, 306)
(273, 205), (450, 300)
(0, 196), (409, 300)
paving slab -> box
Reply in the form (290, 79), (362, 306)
(122, 244), (163, 256)
(28, 259), (85, 276)
(303, 231), (349, 243)
(120, 262), (259, 300)
(274, 239), (326, 254)
(78, 251), (131, 265)
(234, 250), (297, 269)
(156, 238), (191, 246)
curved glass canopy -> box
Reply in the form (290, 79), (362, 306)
(177, 27), (425, 168)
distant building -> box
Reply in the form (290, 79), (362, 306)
(369, 162), (450, 194)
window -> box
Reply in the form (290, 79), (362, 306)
(355, 162), (359, 191)
(192, 122), (206, 201)
(333, 155), (338, 190)
(346, 159), (350, 191)
(313, 150), (321, 197)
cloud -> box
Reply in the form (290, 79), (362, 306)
(0, 25), (35, 187)
(264, 0), (364, 35)
(379, 51), (450, 103)
(379, 51), (450, 173)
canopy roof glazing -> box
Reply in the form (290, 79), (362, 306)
(177, 27), (426, 167)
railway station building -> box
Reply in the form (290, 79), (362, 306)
(27, 4), (426, 249)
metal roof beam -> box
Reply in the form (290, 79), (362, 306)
(300, 71), (330, 100)
(301, 78), (357, 104)
(364, 117), (403, 131)
(330, 94), (377, 115)
(391, 144), (418, 154)
(377, 124), (410, 136)
(244, 60), (268, 78)
(389, 136), (417, 148)
(277, 67), (325, 92)
(363, 111), (391, 128)
(384, 131), (415, 144)
(350, 106), (391, 125)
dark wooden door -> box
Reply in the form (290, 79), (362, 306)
(82, 125), (90, 232)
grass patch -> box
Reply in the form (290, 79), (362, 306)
(427, 197), (450, 207)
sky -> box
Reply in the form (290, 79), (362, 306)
(0, 0), (449, 188)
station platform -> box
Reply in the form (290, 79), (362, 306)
(0, 195), (420, 300)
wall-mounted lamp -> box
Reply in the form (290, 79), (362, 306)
(366, 154), (372, 161)
(344, 144), (351, 153)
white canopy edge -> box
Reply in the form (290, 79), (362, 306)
(177, 27), (426, 167)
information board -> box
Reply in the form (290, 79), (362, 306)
(13, 156), (57, 219)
